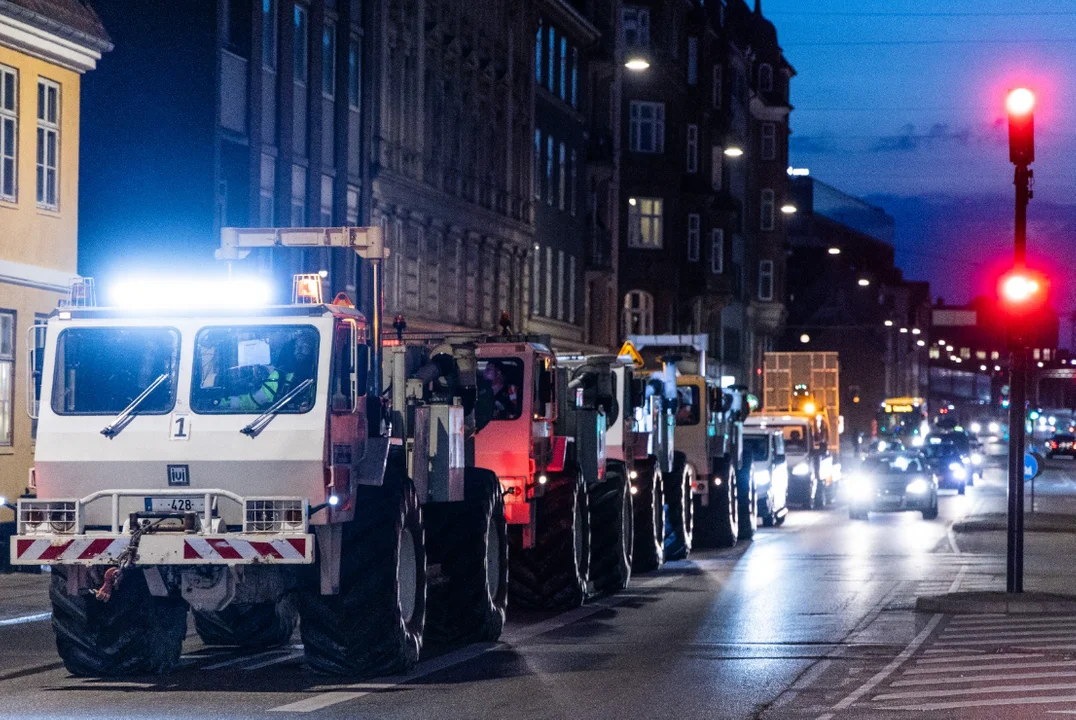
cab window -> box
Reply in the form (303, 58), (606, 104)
(477, 358), (524, 421)
(52, 327), (180, 415)
(191, 325), (319, 414)
(675, 385), (700, 426)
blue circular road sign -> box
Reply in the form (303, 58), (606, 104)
(1024, 452), (1042, 481)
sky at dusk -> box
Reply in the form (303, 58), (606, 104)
(766, 0), (1076, 339)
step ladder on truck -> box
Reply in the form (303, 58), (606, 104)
(628, 335), (753, 551)
(10, 226), (508, 678)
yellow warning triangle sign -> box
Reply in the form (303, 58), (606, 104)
(618, 341), (644, 368)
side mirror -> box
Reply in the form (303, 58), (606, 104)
(538, 368), (553, 405)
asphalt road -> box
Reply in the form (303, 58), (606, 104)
(4, 462), (1076, 719)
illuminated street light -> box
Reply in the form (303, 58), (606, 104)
(799, 333), (810, 344)
(911, 328), (921, 335)
(884, 320), (893, 327)
(899, 327), (909, 334)
(628, 197), (637, 206)
(916, 340), (926, 347)
(781, 204), (797, 215)
(724, 146), (744, 158)
(857, 278), (871, 287)
(946, 345), (954, 352)
(828, 247), (841, 255)
(980, 364), (988, 371)
(1038, 361), (1045, 368)
(625, 57), (650, 72)
(938, 339), (946, 345)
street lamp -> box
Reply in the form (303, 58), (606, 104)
(857, 278), (871, 287)
(724, 146), (744, 158)
(827, 247), (841, 255)
(799, 333), (810, 344)
(884, 320), (893, 327)
(625, 57), (650, 72)
(781, 204), (797, 215)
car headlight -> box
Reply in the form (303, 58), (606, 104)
(970, 422), (982, 434)
(906, 478), (929, 495)
(849, 476), (874, 502)
(911, 436), (925, 447)
(949, 463), (968, 480)
(971, 453), (982, 465)
(753, 469), (771, 487)
(792, 462), (811, 477)
(989, 422), (1000, 433)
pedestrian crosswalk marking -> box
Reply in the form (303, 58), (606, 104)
(916, 652), (1043, 664)
(874, 681), (1076, 702)
(892, 670), (1076, 688)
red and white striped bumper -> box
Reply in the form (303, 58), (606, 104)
(10, 533), (315, 566)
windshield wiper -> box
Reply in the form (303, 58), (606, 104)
(101, 373), (169, 438)
(241, 378), (314, 438)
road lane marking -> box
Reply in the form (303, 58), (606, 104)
(946, 526), (962, 554)
(935, 636), (1076, 647)
(943, 623), (1076, 637)
(905, 660), (1076, 675)
(815, 613), (942, 720)
(202, 649), (290, 671)
(949, 615), (1066, 627)
(893, 670), (1076, 687)
(875, 681), (1076, 701)
(0, 612), (50, 627)
(243, 651), (303, 670)
(268, 573), (683, 714)
(948, 566), (967, 593)
(886, 693), (1076, 712)
(916, 652), (1043, 664)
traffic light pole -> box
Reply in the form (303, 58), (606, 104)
(1006, 162), (1032, 594)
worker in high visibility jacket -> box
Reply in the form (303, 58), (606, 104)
(225, 333), (316, 412)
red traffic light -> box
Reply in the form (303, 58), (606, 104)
(1007, 87), (1035, 165)
(998, 269), (1048, 315)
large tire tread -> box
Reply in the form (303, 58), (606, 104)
(193, 596), (298, 649)
(664, 453), (693, 561)
(589, 466), (633, 596)
(632, 465), (664, 573)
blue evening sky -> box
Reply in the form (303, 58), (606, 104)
(765, 0), (1076, 328)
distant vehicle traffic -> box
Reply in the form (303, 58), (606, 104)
(1047, 433), (1076, 459)
(743, 428), (789, 527)
(923, 437), (969, 494)
(876, 397), (929, 447)
(848, 454), (939, 520)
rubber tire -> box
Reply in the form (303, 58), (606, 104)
(738, 472), (758, 540)
(631, 465), (664, 573)
(804, 478), (819, 510)
(813, 476), (828, 509)
(508, 469), (589, 611)
(760, 494), (775, 528)
(664, 452), (693, 561)
(694, 462), (738, 549)
(424, 467), (508, 645)
(193, 596), (298, 648)
(589, 467), (633, 596)
(299, 467), (426, 677)
(50, 566), (187, 676)
(958, 482), (966, 496)
(922, 493), (939, 520)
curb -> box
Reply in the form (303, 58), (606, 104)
(951, 513), (1076, 534)
(916, 592), (1076, 615)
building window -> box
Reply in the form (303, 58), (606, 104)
(711, 146), (722, 190)
(760, 189), (775, 231)
(346, 185), (359, 225)
(629, 101), (665, 153)
(0, 310), (12, 446)
(545, 246), (553, 317)
(711, 229), (724, 274)
(758, 63), (774, 93)
(546, 135), (554, 205)
(761, 122), (776, 161)
(36, 78), (59, 210)
(559, 36), (567, 100)
(571, 46), (579, 108)
(991, 350), (1000, 360)
(930, 347), (941, 359)
(293, 5), (308, 83)
(0, 66), (15, 202)
(568, 255), (576, 324)
(320, 174), (333, 225)
(686, 124), (698, 173)
(687, 213), (700, 262)
(687, 36), (698, 85)
(532, 246), (541, 313)
(627, 197), (663, 249)
(322, 22), (336, 98)
(712, 64), (722, 108)
(557, 250), (565, 320)
(290, 164), (306, 226)
(224, 0), (252, 56)
(262, 0), (277, 70)
(535, 19), (543, 84)
(348, 37), (361, 109)
(759, 260), (774, 301)
(547, 26), (555, 92)
(569, 149), (577, 216)
(961, 347), (971, 360)
(976, 350), (987, 360)
(623, 290), (654, 336)
(557, 142), (566, 210)
(259, 153), (275, 226)
(533, 129), (542, 200)
(622, 6), (650, 48)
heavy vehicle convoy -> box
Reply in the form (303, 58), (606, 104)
(11, 227), (511, 677)
(629, 335), (751, 551)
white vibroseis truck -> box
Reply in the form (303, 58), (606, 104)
(11, 227), (507, 677)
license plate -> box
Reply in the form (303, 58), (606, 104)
(144, 497), (205, 513)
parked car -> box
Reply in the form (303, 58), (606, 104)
(847, 453), (939, 520)
(1047, 433), (1076, 459)
(923, 439), (969, 494)
(743, 428), (789, 527)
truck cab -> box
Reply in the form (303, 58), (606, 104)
(745, 412), (833, 509)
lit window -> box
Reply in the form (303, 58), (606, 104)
(991, 350), (1000, 360)
(36, 78), (60, 210)
(0, 65), (16, 202)
(622, 6), (650, 48)
(930, 347), (941, 359)
(545, 246), (553, 316)
(557, 250), (565, 320)
(533, 129), (542, 200)
(629, 101), (665, 153)
(348, 37), (361, 109)
(759, 260), (774, 301)
(568, 255), (576, 324)
(961, 347), (971, 360)
(571, 46), (579, 107)
(546, 135), (554, 205)
(623, 290), (654, 336)
(761, 123), (776, 161)
(758, 63), (774, 93)
(547, 26), (555, 92)
(290, 164), (307, 226)
(262, 0), (277, 70)
(558, 142), (566, 210)
(711, 229), (724, 274)
(535, 19), (543, 84)
(293, 5), (308, 82)
(559, 36), (567, 100)
(320, 174), (333, 225)
(322, 23), (336, 98)
(627, 197), (663, 249)
(259, 153), (275, 226)
(760, 189), (775, 231)
(687, 37), (698, 85)
(687, 214), (700, 262)
(686, 124), (698, 173)
(569, 149), (578, 216)
(975, 350), (987, 360)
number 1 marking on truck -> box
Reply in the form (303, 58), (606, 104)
(170, 413), (191, 441)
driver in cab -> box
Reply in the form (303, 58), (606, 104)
(225, 334), (316, 412)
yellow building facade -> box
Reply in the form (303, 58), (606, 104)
(0, 2), (109, 507)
